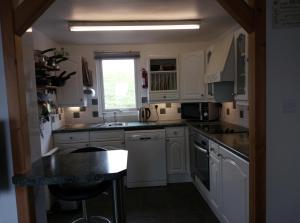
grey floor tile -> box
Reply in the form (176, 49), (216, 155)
(48, 183), (219, 223)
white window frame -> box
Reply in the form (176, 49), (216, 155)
(96, 58), (140, 116)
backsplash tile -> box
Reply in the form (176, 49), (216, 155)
(92, 111), (99, 117)
(73, 112), (80, 118)
(80, 106), (86, 112)
(63, 103), (182, 124)
(166, 103), (172, 108)
(220, 102), (248, 128)
(160, 108), (166, 114)
(91, 99), (98, 105)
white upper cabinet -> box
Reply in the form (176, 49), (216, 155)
(148, 57), (179, 102)
(56, 56), (85, 107)
(219, 146), (249, 223)
(234, 28), (249, 103)
(180, 51), (205, 101)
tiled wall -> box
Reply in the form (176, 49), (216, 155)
(63, 99), (182, 124)
(220, 102), (249, 128)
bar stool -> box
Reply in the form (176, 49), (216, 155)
(49, 147), (111, 223)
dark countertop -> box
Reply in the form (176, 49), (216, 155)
(12, 150), (128, 187)
(52, 120), (186, 133)
(52, 120), (249, 161)
(186, 121), (249, 161)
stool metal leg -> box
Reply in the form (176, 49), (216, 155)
(82, 200), (89, 222)
(112, 178), (126, 223)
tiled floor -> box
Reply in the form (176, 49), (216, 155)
(48, 183), (219, 223)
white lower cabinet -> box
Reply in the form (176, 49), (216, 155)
(205, 141), (249, 223)
(166, 137), (185, 174)
(53, 130), (125, 153)
(219, 146), (249, 223)
(165, 127), (189, 183)
(209, 142), (221, 212)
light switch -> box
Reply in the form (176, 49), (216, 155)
(282, 98), (297, 114)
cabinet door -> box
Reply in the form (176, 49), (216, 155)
(234, 29), (248, 102)
(180, 51), (205, 100)
(166, 137), (185, 174)
(209, 154), (221, 211)
(57, 56), (84, 107)
(220, 146), (249, 223)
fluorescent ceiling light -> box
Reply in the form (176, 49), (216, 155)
(69, 21), (200, 32)
(26, 27), (32, 32)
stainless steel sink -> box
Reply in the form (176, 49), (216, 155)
(95, 122), (126, 127)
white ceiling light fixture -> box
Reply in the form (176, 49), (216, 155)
(69, 21), (201, 32)
(26, 27), (33, 32)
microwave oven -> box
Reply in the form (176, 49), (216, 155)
(181, 102), (220, 121)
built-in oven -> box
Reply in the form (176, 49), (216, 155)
(190, 130), (210, 191)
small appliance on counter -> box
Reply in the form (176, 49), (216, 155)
(181, 102), (220, 121)
(138, 106), (151, 122)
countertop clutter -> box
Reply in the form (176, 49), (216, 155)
(53, 120), (249, 160)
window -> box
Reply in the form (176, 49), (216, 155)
(99, 59), (138, 112)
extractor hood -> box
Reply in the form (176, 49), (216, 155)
(204, 32), (235, 83)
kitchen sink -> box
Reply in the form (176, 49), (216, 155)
(95, 122), (127, 127)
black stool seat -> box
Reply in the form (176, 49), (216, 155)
(49, 180), (111, 201)
(49, 147), (112, 223)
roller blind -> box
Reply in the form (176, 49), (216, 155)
(94, 51), (140, 59)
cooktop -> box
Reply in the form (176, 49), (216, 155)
(192, 122), (248, 134)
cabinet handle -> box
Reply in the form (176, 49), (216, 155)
(70, 136), (73, 140)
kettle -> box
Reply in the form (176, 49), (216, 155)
(138, 107), (151, 122)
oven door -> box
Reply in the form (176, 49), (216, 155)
(193, 140), (210, 191)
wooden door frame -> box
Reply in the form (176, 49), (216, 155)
(0, 0), (266, 222)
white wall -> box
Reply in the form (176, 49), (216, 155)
(32, 29), (63, 155)
(0, 25), (19, 223)
(267, 0), (300, 222)
(62, 41), (209, 124)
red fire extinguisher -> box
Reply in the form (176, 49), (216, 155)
(142, 68), (148, 89)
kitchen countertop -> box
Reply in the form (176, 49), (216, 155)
(52, 120), (186, 133)
(186, 121), (249, 161)
(52, 120), (249, 161)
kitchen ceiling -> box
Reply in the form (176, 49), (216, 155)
(33, 0), (237, 45)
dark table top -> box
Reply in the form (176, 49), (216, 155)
(12, 150), (128, 187)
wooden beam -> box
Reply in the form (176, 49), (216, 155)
(216, 0), (255, 33)
(0, 0), (36, 222)
(247, 0), (267, 222)
(248, 0), (266, 222)
(14, 0), (55, 36)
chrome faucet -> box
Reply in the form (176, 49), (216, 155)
(113, 111), (117, 123)
(102, 112), (106, 123)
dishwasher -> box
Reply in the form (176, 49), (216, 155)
(125, 129), (167, 188)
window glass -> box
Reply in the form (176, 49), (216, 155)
(101, 59), (137, 110)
